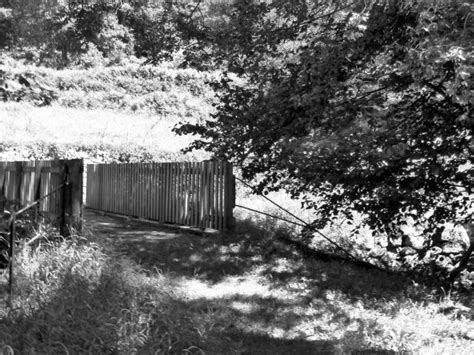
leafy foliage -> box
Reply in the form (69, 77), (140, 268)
(0, 7), (13, 48)
(45, 3), (135, 65)
(118, 3), (182, 64)
(1, 0), (472, 281)
(174, 0), (473, 275)
(95, 13), (135, 64)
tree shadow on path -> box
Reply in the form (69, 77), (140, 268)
(84, 209), (465, 307)
(84, 210), (470, 354)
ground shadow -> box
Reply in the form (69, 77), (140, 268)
(0, 252), (342, 354)
(2, 211), (461, 353)
(86, 210), (473, 315)
(86, 210), (274, 282)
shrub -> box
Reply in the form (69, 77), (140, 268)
(0, 7), (13, 48)
(27, 3), (125, 67)
(75, 42), (106, 69)
(120, 6), (182, 64)
(0, 227), (229, 353)
(0, 69), (57, 105)
(0, 141), (195, 164)
(95, 13), (135, 65)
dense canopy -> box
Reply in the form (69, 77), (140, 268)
(174, 0), (473, 278)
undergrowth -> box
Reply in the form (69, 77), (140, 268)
(93, 210), (474, 354)
(0, 140), (204, 164)
(0, 216), (472, 354)
(0, 56), (215, 163)
(0, 57), (218, 117)
(0, 227), (236, 354)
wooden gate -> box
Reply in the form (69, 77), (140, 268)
(0, 159), (83, 232)
(86, 161), (235, 231)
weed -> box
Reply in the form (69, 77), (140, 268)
(0, 226), (238, 354)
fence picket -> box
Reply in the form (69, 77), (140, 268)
(199, 162), (204, 228)
(179, 163), (184, 225)
(166, 163), (171, 222)
(149, 164), (154, 220)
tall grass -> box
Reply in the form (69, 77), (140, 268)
(1, 60), (219, 116)
(0, 58), (215, 162)
(0, 214), (472, 354)
(0, 227), (237, 354)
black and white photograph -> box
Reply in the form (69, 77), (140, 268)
(0, 0), (472, 353)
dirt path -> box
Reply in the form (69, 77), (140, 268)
(84, 209), (220, 277)
(84, 209), (337, 354)
(82, 209), (474, 354)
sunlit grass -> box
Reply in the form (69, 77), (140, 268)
(0, 103), (193, 151)
(0, 58), (216, 162)
(0, 211), (472, 354)
(102, 210), (474, 353)
(0, 103), (211, 163)
(1, 61), (218, 116)
(0, 227), (236, 354)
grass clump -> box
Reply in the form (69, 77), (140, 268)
(0, 226), (235, 354)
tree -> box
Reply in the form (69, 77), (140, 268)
(0, 7), (13, 48)
(174, 0), (473, 281)
(119, 3), (182, 64)
(42, 2), (134, 65)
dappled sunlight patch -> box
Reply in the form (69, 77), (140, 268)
(99, 210), (472, 353)
(26, 211), (466, 353)
(230, 300), (256, 314)
(270, 257), (300, 274)
(177, 274), (272, 300)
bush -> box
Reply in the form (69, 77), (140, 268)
(0, 7), (13, 48)
(0, 228), (230, 353)
(8, 4), (49, 50)
(95, 13), (135, 65)
(43, 4), (107, 66)
(119, 6), (182, 64)
(75, 42), (106, 69)
(0, 69), (57, 106)
(14, 3), (129, 67)
(0, 141), (194, 164)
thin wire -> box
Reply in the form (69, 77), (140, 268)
(235, 204), (306, 227)
(235, 176), (357, 261)
(11, 183), (66, 217)
(6, 182), (67, 302)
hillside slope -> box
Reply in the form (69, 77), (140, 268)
(0, 59), (218, 162)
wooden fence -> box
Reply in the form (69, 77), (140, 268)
(86, 161), (235, 231)
(0, 159), (83, 232)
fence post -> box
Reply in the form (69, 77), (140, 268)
(59, 160), (69, 236)
(224, 162), (235, 231)
(68, 159), (83, 234)
(60, 159), (83, 235)
(8, 216), (16, 303)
